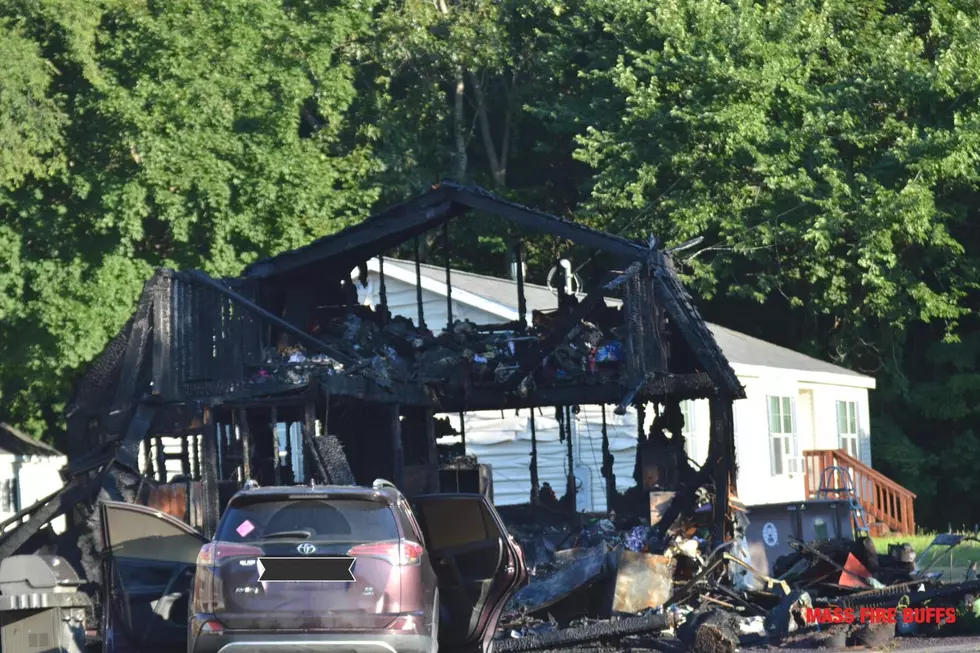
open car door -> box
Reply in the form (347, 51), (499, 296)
(412, 494), (528, 653)
(99, 501), (207, 653)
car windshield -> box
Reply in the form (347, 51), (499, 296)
(216, 498), (398, 543)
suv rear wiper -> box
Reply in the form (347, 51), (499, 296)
(262, 530), (313, 540)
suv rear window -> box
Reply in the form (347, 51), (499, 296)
(217, 499), (398, 543)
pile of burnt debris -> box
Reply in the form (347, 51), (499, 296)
(247, 309), (627, 391)
(491, 499), (980, 653)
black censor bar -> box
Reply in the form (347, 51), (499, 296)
(257, 557), (356, 582)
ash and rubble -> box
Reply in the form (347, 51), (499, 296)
(246, 309), (629, 393)
(489, 495), (980, 653)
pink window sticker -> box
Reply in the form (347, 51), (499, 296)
(236, 520), (255, 537)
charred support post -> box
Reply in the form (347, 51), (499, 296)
(303, 401), (328, 483)
(154, 436), (165, 482)
(515, 243), (527, 332)
(444, 222), (453, 331)
(391, 406), (405, 490)
(529, 411), (539, 505)
(633, 403), (646, 486)
(459, 411), (466, 451)
(180, 434), (191, 477)
(565, 406), (576, 513)
(425, 408), (439, 492)
(709, 397), (735, 545)
(202, 406), (220, 539)
(601, 405), (616, 512)
(378, 255), (389, 324)
(237, 409), (252, 482)
(270, 407), (281, 485)
(414, 238), (426, 331)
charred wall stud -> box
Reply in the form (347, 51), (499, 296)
(565, 405), (576, 513)
(444, 222), (453, 331)
(529, 410), (539, 505)
(378, 255), (389, 324)
(414, 237), (426, 331)
(201, 405), (220, 539)
(601, 404), (616, 512)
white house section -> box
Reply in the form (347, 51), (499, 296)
(352, 258), (877, 510)
(0, 424), (68, 533)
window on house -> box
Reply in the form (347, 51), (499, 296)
(0, 479), (18, 513)
(837, 400), (859, 459)
(679, 400), (697, 461)
(768, 396), (798, 475)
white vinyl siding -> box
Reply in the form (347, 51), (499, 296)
(768, 396), (799, 476)
(680, 399), (698, 461)
(837, 400), (859, 459)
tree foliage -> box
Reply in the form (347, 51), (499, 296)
(3, 0), (980, 527)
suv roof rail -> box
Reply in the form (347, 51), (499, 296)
(372, 479), (397, 491)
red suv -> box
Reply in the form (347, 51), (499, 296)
(99, 481), (526, 653)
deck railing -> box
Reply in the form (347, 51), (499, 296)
(803, 448), (916, 535)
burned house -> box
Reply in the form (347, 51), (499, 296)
(0, 182), (744, 617)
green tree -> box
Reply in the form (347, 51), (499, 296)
(0, 0), (381, 439)
(528, 0), (980, 527)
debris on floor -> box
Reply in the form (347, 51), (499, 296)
(494, 494), (980, 652)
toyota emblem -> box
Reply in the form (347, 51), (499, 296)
(297, 542), (317, 555)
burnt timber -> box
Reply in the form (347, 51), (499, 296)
(0, 182), (745, 617)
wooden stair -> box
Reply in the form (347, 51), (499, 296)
(803, 448), (916, 536)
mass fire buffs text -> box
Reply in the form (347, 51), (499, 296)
(806, 606), (957, 625)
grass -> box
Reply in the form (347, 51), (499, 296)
(875, 532), (980, 582)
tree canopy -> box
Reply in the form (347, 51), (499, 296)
(2, 0), (980, 528)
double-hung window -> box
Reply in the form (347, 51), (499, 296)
(837, 400), (859, 459)
(768, 396), (798, 475)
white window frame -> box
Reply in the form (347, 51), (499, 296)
(679, 399), (697, 461)
(767, 395), (799, 476)
(837, 400), (860, 459)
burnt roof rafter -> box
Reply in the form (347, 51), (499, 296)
(244, 181), (653, 280)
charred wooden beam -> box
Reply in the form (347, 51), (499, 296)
(654, 266), (744, 398)
(378, 255), (389, 324)
(504, 270), (619, 393)
(185, 270), (357, 367)
(414, 238), (426, 331)
(151, 272), (176, 399)
(515, 243), (527, 332)
(245, 191), (456, 279)
(444, 222), (453, 331)
(529, 410), (539, 505)
(633, 403), (646, 487)
(303, 401), (328, 483)
(0, 475), (93, 558)
(709, 396), (735, 545)
(201, 406), (220, 539)
(237, 409), (252, 481)
(446, 185), (650, 262)
(565, 406), (576, 513)
(437, 372), (717, 413)
(459, 411), (466, 451)
(601, 405), (616, 512)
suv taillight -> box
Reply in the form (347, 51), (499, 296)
(191, 543), (224, 613)
(348, 541), (423, 566)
